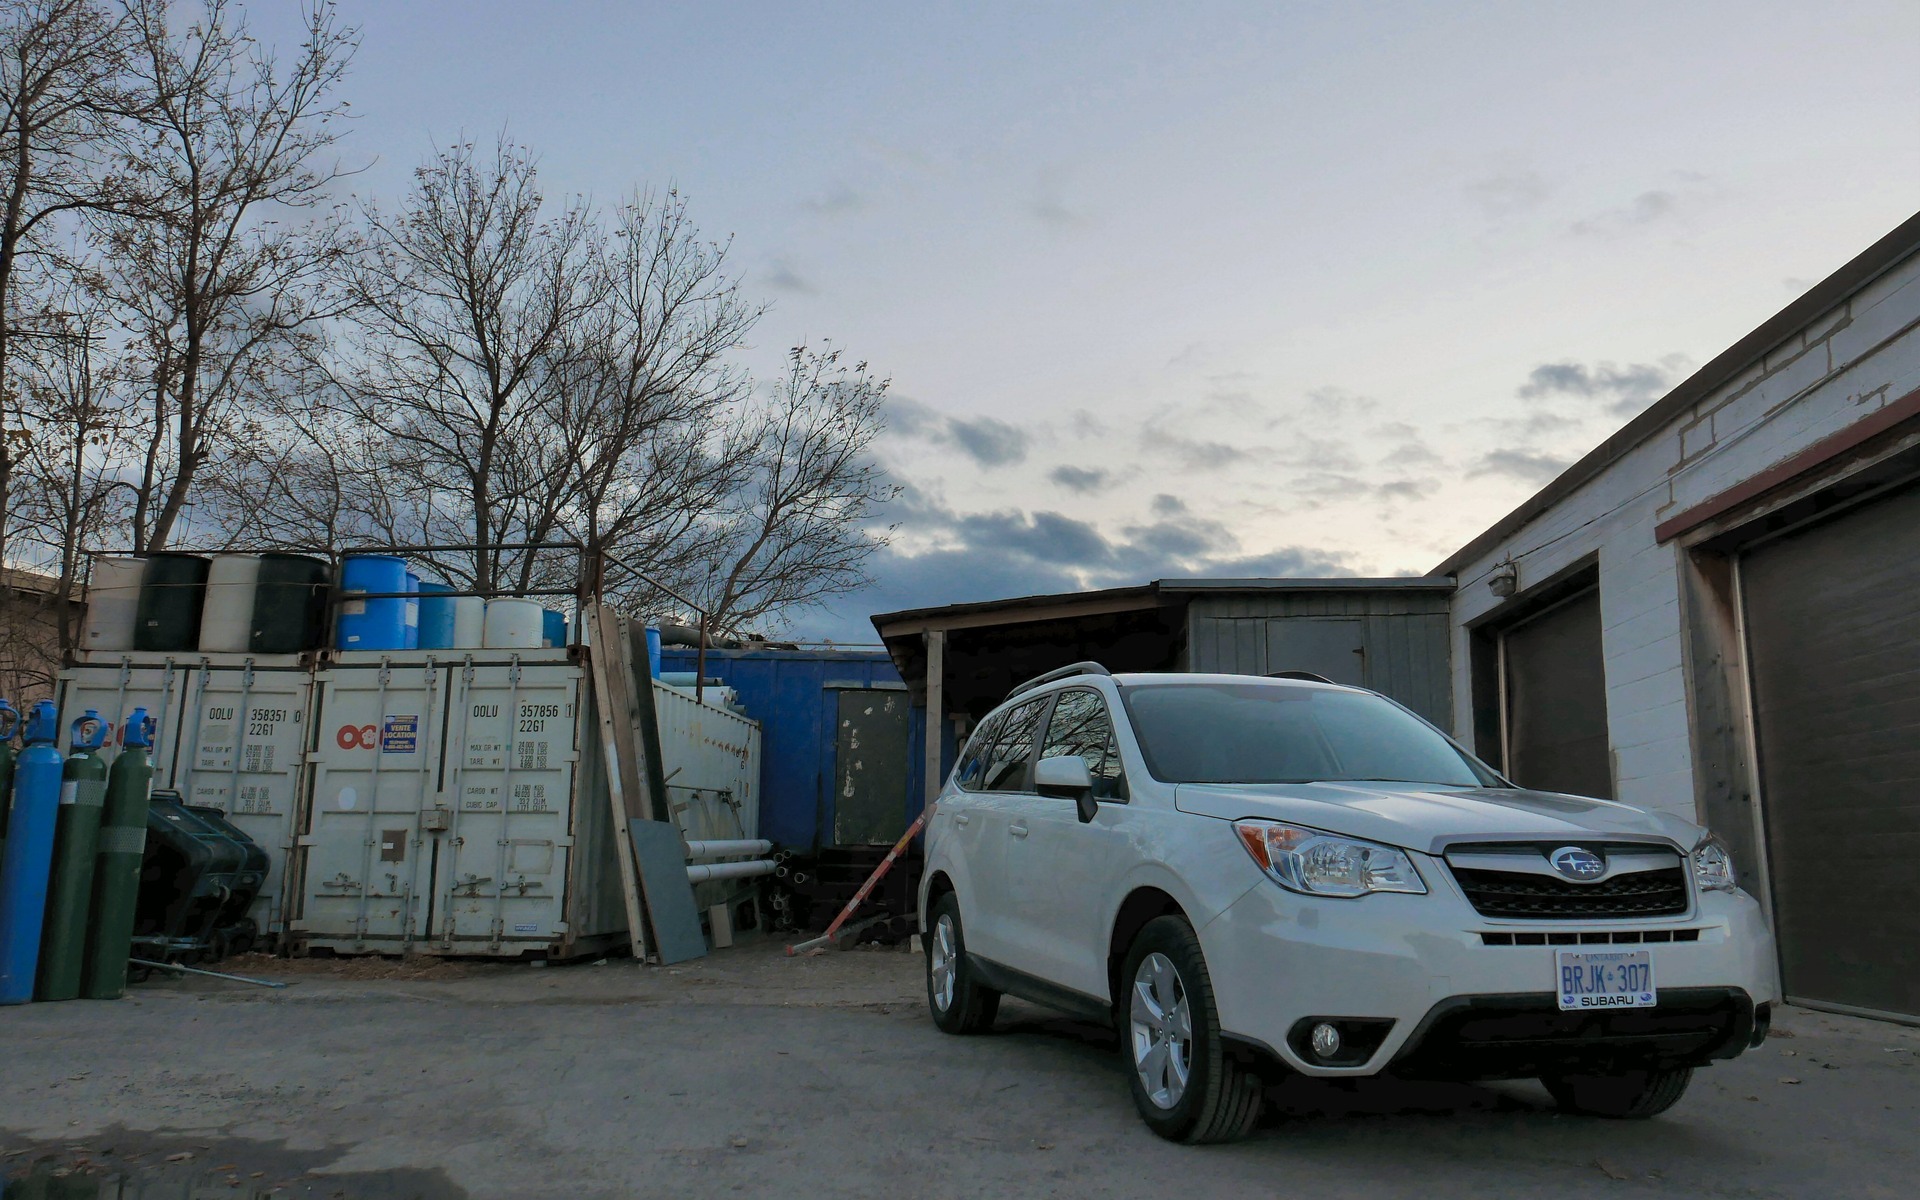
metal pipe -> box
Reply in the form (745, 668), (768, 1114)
(129, 958), (290, 989)
(684, 838), (772, 859)
(685, 859), (776, 884)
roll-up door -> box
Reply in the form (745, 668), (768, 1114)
(1501, 588), (1612, 799)
(1740, 483), (1920, 1020)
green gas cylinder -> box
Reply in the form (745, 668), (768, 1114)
(80, 708), (155, 1001)
(36, 710), (110, 1001)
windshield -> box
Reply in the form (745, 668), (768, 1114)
(1120, 682), (1503, 787)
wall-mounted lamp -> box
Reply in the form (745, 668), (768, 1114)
(1488, 561), (1518, 598)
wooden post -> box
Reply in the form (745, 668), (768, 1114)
(925, 628), (945, 805)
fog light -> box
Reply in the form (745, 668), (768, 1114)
(1310, 1023), (1342, 1059)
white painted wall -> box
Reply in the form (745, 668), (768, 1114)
(1449, 250), (1920, 820)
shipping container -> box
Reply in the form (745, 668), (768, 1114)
(57, 652), (311, 940)
(652, 679), (761, 911)
(292, 648), (630, 959)
(660, 647), (941, 849)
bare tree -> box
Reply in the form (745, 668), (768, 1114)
(326, 137), (601, 592)
(90, 0), (356, 553)
(0, 0), (130, 568)
(11, 285), (131, 649)
(693, 344), (896, 631)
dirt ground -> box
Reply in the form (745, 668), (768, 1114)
(2, 937), (1916, 1199)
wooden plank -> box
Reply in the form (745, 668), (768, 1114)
(586, 600), (649, 960)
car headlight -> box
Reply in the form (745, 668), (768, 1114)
(1691, 835), (1737, 893)
(1233, 820), (1426, 897)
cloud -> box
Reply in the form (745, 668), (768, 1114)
(1049, 465), (1114, 493)
(1471, 449), (1570, 485)
(1465, 169), (1551, 218)
(765, 259), (817, 295)
(802, 184), (863, 215)
(1569, 189), (1680, 237)
(1517, 359), (1676, 416)
(945, 416), (1028, 468)
(788, 485), (1358, 640)
(1150, 432), (1250, 470)
(885, 397), (1029, 468)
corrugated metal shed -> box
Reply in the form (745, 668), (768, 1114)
(1181, 585), (1453, 724)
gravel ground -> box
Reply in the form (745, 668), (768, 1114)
(2, 938), (1916, 1199)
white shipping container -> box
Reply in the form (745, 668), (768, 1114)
(293, 649), (627, 958)
(652, 680), (761, 912)
(57, 652), (312, 939)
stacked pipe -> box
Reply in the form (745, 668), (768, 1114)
(683, 837), (777, 884)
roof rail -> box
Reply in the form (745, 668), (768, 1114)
(1265, 670), (1335, 684)
(1007, 661), (1113, 699)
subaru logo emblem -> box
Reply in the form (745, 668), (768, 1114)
(1550, 846), (1606, 883)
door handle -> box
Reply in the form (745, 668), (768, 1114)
(1009, 822), (1029, 838)
(953, 813), (971, 827)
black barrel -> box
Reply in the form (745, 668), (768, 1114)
(251, 552), (331, 653)
(133, 552), (210, 652)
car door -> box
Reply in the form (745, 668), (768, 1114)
(948, 698), (1048, 964)
(1001, 687), (1135, 999)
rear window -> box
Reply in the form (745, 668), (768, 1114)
(981, 698), (1049, 792)
(1120, 683), (1499, 787)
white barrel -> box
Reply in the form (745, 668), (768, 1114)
(199, 553), (261, 652)
(482, 598), (543, 648)
(81, 557), (146, 652)
(448, 595), (486, 648)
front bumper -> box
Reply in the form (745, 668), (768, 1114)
(1202, 872), (1780, 1079)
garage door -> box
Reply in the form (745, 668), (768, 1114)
(1741, 483), (1920, 1020)
(1501, 588), (1613, 799)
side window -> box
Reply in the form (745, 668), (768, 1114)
(953, 710), (1006, 792)
(1040, 689), (1129, 802)
(982, 698), (1048, 792)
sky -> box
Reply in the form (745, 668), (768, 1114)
(247, 1), (1920, 642)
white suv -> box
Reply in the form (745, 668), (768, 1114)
(919, 664), (1778, 1143)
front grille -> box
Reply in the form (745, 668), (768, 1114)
(1450, 865), (1689, 920)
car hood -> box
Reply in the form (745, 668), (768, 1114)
(1174, 781), (1702, 855)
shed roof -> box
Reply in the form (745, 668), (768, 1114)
(1433, 206), (1920, 577)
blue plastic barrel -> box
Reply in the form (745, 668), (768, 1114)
(336, 555), (409, 650)
(645, 627), (663, 678)
(417, 580), (455, 648)
(542, 609), (567, 648)
(403, 571), (421, 649)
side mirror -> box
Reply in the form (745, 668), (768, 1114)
(1034, 755), (1099, 824)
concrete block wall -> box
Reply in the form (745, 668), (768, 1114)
(1449, 248), (1920, 821)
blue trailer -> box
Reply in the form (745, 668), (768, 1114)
(659, 647), (954, 852)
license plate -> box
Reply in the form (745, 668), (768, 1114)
(1556, 949), (1656, 1011)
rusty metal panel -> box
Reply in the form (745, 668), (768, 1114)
(833, 688), (912, 844)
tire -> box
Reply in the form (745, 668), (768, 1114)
(1120, 915), (1263, 1143)
(925, 893), (1000, 1035)
(1542, 1066), (1694, 1118)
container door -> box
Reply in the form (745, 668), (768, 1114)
(299, 658), (448, 948)
(831, 689), (912, 844)
(175, 662), (311, 936)
(57, 657), (196, 783)
(430, 658), (580, 951)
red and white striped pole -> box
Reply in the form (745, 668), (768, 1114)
(786, 810), (929, 956)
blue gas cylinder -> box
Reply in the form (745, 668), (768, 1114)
(0, 701), (65, 1004)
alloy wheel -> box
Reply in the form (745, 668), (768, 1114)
(930, 914), (958, 1012)
(1130, 951), (1193, 1109)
